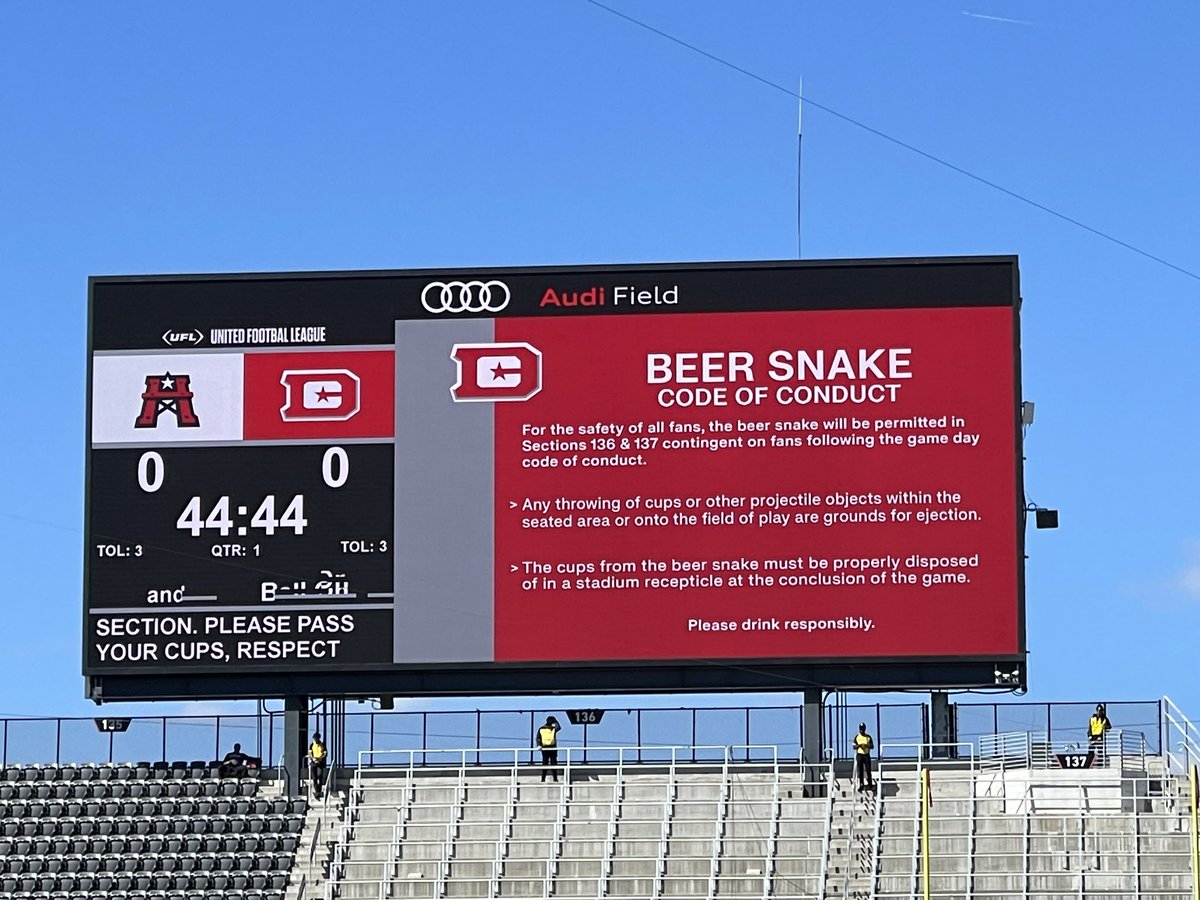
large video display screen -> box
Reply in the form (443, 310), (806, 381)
(85, 258), (1024, 698)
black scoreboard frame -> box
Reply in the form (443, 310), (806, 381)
(85, 256), (1027, 702)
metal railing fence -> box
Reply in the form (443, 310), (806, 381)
(0, 698), (1170, 767)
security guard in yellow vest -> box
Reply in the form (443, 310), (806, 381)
(536, 716), (561, 782)
(853, 723), (875, 791)
(1087, 704), (1111, 762)
(309, 732), (328, 800)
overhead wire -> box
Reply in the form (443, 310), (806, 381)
(581, 0), (1200, 283)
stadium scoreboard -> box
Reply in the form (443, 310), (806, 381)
(85, 258), (1026, 701)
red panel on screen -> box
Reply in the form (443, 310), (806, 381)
(243, 350), (395, 440)
(490, 307), (1017, 662)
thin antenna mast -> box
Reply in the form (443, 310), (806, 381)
(797, 77), (804, 259)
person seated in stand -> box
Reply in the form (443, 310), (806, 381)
(220, 742), (250, 778)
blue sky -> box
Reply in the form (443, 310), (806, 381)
(1, 3), (1197, 731)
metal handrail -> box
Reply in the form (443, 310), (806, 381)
(817, 761), (836, 897)
(1163, 695), (1200, 773)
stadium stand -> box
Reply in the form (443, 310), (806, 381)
(317, 701), (1200, 899)
(1, 697), (1196, 899)
(0, 759), (309, 900)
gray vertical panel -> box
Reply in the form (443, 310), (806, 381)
(394, 319), (495, 663)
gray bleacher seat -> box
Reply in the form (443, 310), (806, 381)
(145, 781), (165, 799)
(213, 799), (233, 816)
(16, 783), (34, 800)
(217, 781), (239, 798)
(240, 835), (261, 853)
(134, 762), (152, 779)
(52, 783), (71, 800)
(184, 835), (203, 854)
(116, 764), (134, 779)
(0, 783), (15, 800)
(194, 799), (213, 816)
(164, 836), (183, 854)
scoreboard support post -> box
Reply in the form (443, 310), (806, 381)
(283, 696), (309, 797)
(802, 688), (824, 795)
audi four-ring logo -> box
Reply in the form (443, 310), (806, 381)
(421, 280), (511, 313)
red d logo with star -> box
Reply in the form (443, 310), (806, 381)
(451, 342), (542, 402)
(280, 369), (361, 421)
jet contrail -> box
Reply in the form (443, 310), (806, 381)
(962, 11), (1038, 26)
